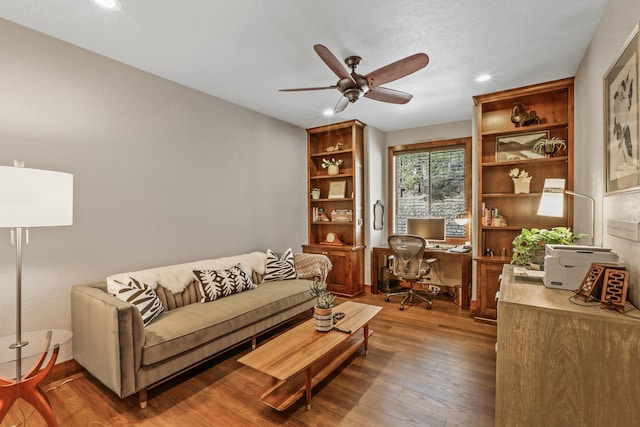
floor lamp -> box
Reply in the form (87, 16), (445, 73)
(537, 178), (595, 245)
(0, 161), (73, 423)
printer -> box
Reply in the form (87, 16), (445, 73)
(543, 245), (619, 290)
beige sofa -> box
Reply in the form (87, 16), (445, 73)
(70, 251), (330, 407)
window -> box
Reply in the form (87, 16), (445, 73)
(388, 137), (472, 243)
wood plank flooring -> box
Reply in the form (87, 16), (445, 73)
(1, 292), (497, 427)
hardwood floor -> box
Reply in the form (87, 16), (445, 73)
(1, 292), (497, 427)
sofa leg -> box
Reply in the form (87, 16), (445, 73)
(251, 335), (257, 350)
(139, 388), (148, 409)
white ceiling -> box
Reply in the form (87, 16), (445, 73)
(0, 0), (608, 132)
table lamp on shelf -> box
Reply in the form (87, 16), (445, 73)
(536, 178), (594, 245)
(0, 160), (73, 421)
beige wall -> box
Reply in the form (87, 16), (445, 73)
(575, 0), (640, 307)
(0, 19), (307, 358)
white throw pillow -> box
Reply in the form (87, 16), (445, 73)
(263, 248), (297, 282)
(193, 263), (256, 303)
(107, 276), (164, 326)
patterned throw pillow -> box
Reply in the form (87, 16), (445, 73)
(263, 248), (297, 282)
(194, 263), (256, 303)
(107, 277), (164, 326)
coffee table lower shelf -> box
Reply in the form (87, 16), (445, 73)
(258, 329), (373, 411)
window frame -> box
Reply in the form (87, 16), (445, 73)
(388, 137), (472, 245)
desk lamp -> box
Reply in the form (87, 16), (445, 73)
(454, 212), (470, 225)
(537, 178), (594, 245)
(0, 161), (73, 380)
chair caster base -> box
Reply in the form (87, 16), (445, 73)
(399, 305), (405, 310)
(384, 297), (390, 302)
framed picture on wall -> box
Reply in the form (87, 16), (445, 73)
(604, 22), (640, 194)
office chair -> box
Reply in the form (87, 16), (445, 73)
(385, 234), (438, 310)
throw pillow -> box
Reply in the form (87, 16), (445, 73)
(263, 248), (297, 282)
(194, 263), (256, 303)
(107, 277), (164, 326)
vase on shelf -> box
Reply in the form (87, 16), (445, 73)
(311, 188), (321, 199)
(512, 177), (532, 194)
(327, 165), (339, 176)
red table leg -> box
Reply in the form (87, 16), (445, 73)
(0, 339), (60, 426)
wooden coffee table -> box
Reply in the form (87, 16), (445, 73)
(238, 301), (381, 411)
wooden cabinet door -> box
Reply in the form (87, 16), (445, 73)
(476, 261), (503, 322)
(302, 245), (364, 298)
(324, 250), (351, 295)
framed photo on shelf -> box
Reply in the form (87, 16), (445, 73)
(604, 23), (640, 195)
(328, 180), (347, 199)
(495, 131), (548, 162)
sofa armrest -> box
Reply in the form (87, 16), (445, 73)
(294, 253), (332, 282)
(71, 283), (145, 398)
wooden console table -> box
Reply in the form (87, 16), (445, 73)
(371, 246), (472, 310)
(497, 264), (640, 426)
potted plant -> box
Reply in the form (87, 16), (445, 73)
(511, 226), (583, 267)
(308, 280), (336, 332)
(509, 168), (532, 194)
(322, 158), (343, 176)
(533, 137), (566, 158)
(310, 187), (321, 199)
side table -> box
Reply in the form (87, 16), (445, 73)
(0, 329), (72, 426)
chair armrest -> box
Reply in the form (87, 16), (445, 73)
(71, 283), (145, 398)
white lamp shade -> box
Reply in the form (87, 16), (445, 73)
(0, 166), (73, 227)
(537, 178), (565, 217)
(454, 212), (470, 225)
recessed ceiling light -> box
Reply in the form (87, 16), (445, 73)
(92, 0), (121, 10)
(323, 109), (334, 116)
(474, 74), (492, 83)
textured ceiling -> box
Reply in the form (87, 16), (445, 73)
(0, 0), (608, 132)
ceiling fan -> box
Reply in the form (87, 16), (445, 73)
(280, 44), (429, 113)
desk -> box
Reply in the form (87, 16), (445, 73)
(371, 246), (472, 310)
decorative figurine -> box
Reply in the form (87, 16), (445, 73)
(511, 103), (541, 127)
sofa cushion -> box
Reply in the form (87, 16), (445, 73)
(107, 252), (267, 295)
(107, 277), (164, 326)
(154, 281), (202, 311)
(263, 248), (297, 282)
(194, 263), (256, 303)
(141, 279), (314, 365)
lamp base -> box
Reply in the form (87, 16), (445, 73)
(0, 332), (59, 426)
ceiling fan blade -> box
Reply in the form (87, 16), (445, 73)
(365, 86), (413, 104)
(314, 44), (356, 85)
(334, 96), (349, 113)
(366, 53), (429, 87)
(279, 85), (338, 92)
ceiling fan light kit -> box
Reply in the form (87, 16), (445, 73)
(280, 44), (429, 113)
